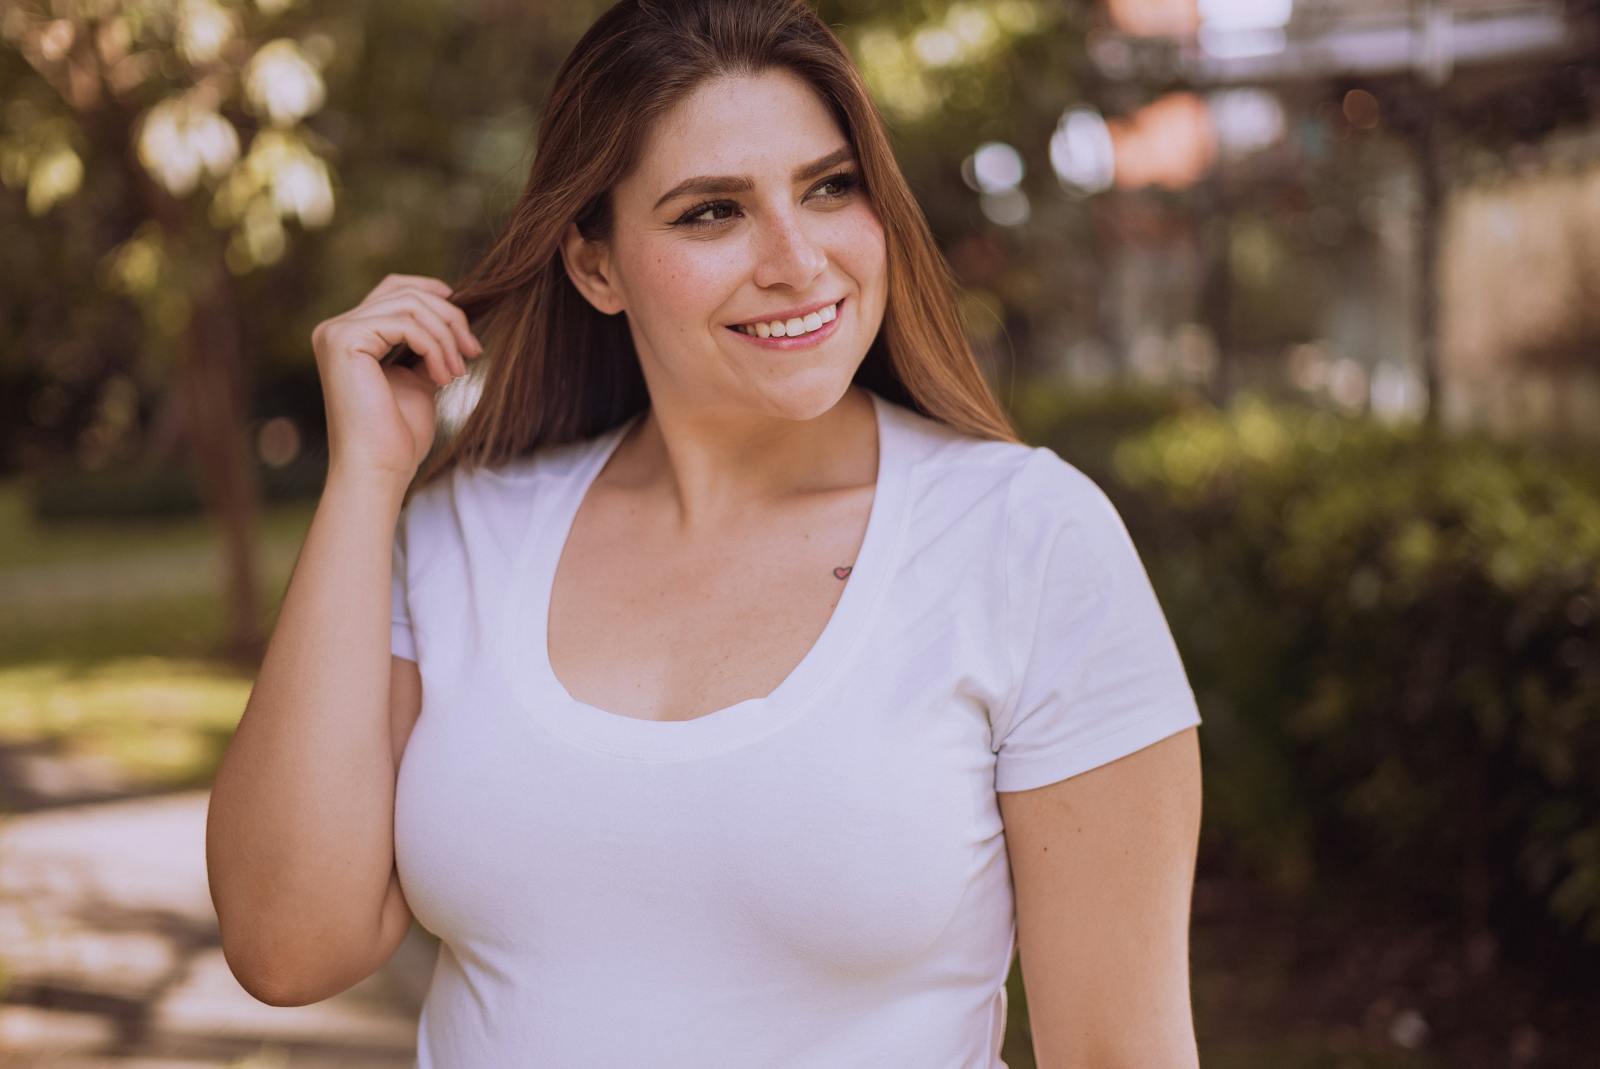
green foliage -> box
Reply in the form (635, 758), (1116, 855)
(1010, 376), (1199, 476)
(1066, 391), (1600, 949)
(27, 456), (326, 521)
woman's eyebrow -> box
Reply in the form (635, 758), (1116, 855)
(652, 144), (856, 210)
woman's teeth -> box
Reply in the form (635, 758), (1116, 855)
(732, 300), (839, 338)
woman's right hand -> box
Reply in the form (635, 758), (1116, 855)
(312, 273), (484, 485)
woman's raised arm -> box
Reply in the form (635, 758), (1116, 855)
(205, 274), (480, 1005)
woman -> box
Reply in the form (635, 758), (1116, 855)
(206, 1), (1204, 1066)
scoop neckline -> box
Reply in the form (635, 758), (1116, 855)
(492, 388), (910, 762)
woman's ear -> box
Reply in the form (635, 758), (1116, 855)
(559, 222), (626, 315)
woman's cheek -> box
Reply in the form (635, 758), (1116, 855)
(640, 251), (734, 318)
(839, 204), (886, 267)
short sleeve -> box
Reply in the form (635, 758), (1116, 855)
(991, 448), (1201, 793)
(391, 511), (418, 663)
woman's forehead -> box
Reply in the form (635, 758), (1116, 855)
(623, 71), (844, 204)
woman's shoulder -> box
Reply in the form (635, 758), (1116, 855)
(883, 396), (1105, 511)
(397, 424), (623, 577)
(473, 421), (629, 485)
(879, 394), (1033, 477)
(1002, 445), (1146, 593)
(883, 397), (1126, 560)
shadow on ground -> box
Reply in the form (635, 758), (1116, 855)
(0, 787), (434, 1068)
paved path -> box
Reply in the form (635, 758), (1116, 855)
(0, 790), (435, 1067)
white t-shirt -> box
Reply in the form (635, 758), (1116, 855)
(389, 386), (1201, 1068)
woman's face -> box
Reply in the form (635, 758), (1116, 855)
(563, 67), (888, 423)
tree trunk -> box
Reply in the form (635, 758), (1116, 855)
(43, 21), (266, 662)
(178, 245), (263, 662)
(133, 172), (263, 663)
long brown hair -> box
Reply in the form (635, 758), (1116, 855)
(406, 0), (1020, 494)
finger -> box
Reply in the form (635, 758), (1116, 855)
(362, 296), (464, 378)
(363, 273), (453, 306)
(408, 289), (483, 360)
(345, 311), (456, 387)
(404, 275), (455, 296)
(361, 274), (412, 305)
(400, 301), (468, 378)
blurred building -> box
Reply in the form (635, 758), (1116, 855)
(1053, 0), (1600, 437)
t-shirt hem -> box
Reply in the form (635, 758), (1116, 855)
(993, 702), (1201, 793)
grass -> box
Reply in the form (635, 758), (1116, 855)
(0, 657), (254, 796)
(0, 479), (314, 666)
(0, 477), (315, 794)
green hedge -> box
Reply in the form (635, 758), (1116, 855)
(27, 456), (328, 521)
(1026, 384), (1600, 951)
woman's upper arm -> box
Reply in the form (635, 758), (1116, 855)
(998, 727), (1203, 1069)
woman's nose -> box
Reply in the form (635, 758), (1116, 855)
(752, 213), (827, 290)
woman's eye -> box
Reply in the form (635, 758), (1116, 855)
(674, 170), (860, 228)
(815, 171), (860, 199)
(685, 202), (737, 225)
(674, 200), (738, 227)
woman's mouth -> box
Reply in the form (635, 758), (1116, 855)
(726, 298), (845, 349)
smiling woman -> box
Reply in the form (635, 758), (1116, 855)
(207, 1), (1203, 1067)
(553, 65), (889, 426)
(396, 0), (1016, 471)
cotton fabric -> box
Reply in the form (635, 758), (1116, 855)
(388, 386), (1201, 1067)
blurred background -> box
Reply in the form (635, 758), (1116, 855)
(2, 0), (1599, 1065)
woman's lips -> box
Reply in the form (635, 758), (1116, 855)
(725, 297), (845, 350)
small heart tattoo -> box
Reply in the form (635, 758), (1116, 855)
(833, 565), (853, 580)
